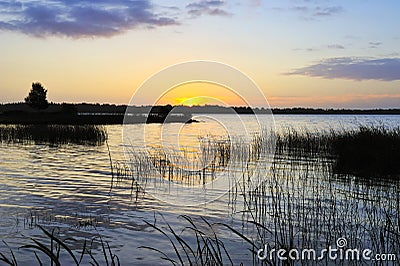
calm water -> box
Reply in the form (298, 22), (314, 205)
(0, 114), (399, 265)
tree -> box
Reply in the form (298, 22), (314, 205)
(25, 82), (49, 109)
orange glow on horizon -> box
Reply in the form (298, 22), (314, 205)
(156, 82), (248, 107)
(174, 97), (211, 107)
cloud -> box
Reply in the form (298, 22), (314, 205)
(186, 1), (230, 17)
(293, 47), (319, 52)
(286, 57), (400, 81)
(327, 44), (345, 49)
(285, 1), (344, 19)
(0, 0), (179, 38)
(294, 44), (345, 52)
(313, 6), (343, 16)
(290, 6), (309, 12)
(369, 41), (382, 48)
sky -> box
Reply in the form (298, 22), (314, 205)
(0, 0), (399, 108)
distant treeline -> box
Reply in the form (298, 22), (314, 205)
(1, 103), (400, 115)
(0, 103), (194, 124)
(271, 107), (400, 115)
(174, 106), (400, 115)
(0, 103), (127, 114)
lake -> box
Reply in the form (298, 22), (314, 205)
(1, 114), (399, 265)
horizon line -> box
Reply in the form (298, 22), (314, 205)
(1, 102), (400, 111)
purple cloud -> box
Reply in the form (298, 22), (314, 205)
(314, 6), (343, 16)
(0, 0), (179, 38)
(287, 1), (344, 19)
(186, 1), (230, 17)
(286, 57), (400, 81)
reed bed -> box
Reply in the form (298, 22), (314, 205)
(119, 125), (400, 265)
(112, 132), (273, 200)
(331, 126), (400, 177)
(234, 153), (400, 265)
(115, 125), (400, 192)
(137, 131), (399, 265)
(275, 125), (400, 177)
(0, 124), (107, 145)
(2, 125), (399, 265)
(120, 136), (237, 189)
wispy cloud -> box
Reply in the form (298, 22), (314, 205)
(290, 6), (309, 13)
(0, 0), (179, 38)
(313, 6), (343, 17)
(293, 47), (319, 52)
(327, 44), (345, 50)
(285, 57), (400, 81)
(369, 41), (382, 48)
(294, 44), (345, 52)
(284, 1), (344, 19)
(186, 0), (230, 18)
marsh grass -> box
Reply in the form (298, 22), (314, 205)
(331, 126), (400, 177)
(132, 125), (400, 265)
(2, 125), (400, 265)
(276, 125), (400, 177)
(0, 124), (107, 145)
(0, 225), (119, 266)
(140, 148), (400, 265)
(237, 154), (400, 265)
(116, 125), (400, 193)
(115, 132), (273, 196)
(139, 215), (234, 265)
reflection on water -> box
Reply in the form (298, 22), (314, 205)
(0, 115), (400, 264)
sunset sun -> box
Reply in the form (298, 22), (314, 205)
(156, 82), (248, 107)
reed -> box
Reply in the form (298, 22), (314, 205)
(139, 214), (233, 265)
(136, 125), (400, 265)
(0, 225), (119, 266)
(142, 145), (399, 265)
(223, 126), (400, 265)
(117, 126), (400, 193)
(2, 125), (399, 265)
(0, 124), (107, 145)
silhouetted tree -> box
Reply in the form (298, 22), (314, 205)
(25, 82), (49, 109)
